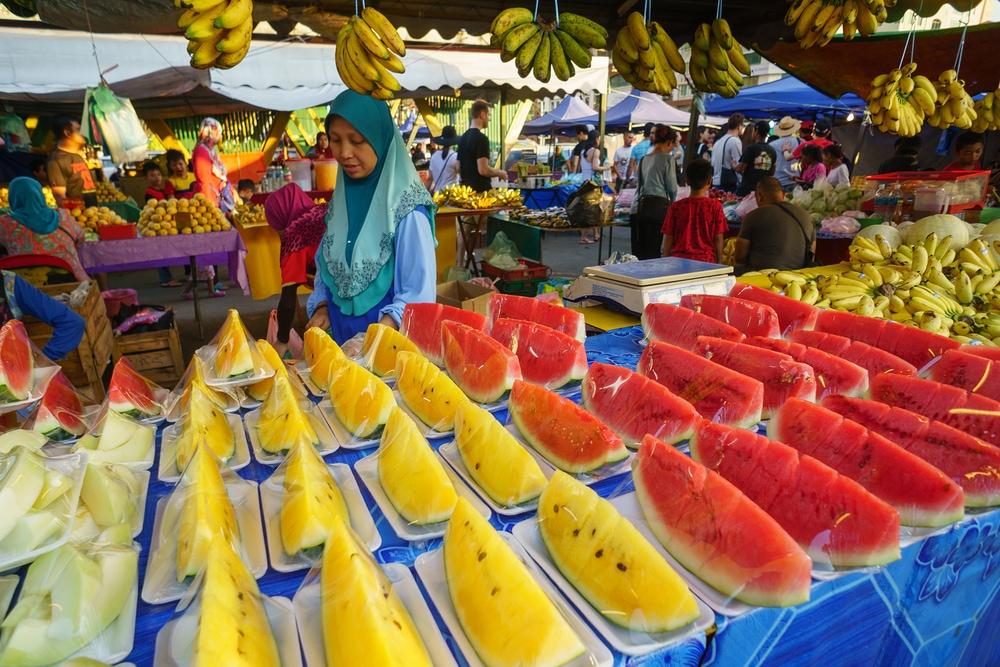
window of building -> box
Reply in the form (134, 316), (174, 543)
(931, 19), (941, 30)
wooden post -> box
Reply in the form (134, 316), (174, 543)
(260, 111), (292, 165)
(495, 89), (507, 170)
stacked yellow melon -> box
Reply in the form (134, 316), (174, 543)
(95, 181), (127, 202)
(138, 194), (232, 238)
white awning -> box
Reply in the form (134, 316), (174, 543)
(0, 26), (609, 113)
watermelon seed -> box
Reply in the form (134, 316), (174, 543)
(617, 562), (627, 571)
(552, 504), (559, 513)
(475, 462), (480, 470)
(595, 549), (604, 558)
(478, 551), (487, 561)
(572, 529), (580, 537)
(491, 586), (500, 596)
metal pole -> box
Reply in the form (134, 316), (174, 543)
(685, 92), (701, 167)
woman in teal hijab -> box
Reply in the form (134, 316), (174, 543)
(306, 91), (436, 344)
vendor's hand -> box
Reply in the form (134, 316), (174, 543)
(306, 306), (330, 332)
(378, 314), (397, 330)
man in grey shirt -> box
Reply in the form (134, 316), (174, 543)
(735, 176), (815, 273)
(711, 113), (744, 192)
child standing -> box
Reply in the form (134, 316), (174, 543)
(143, 162), (175, 202)
(237, 179), (256, 205)
(661, 159), (728, 263)
(795, 144), (827, 188)
(165, 149), (196, 198)
(822, 145), (850, 186)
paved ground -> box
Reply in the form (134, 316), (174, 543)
(104, 227), (634, 360)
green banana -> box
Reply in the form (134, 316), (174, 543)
(491, 7), (534, 40)
(708, 41), (730, 71)
(554, 28), (591, 68)
(559, 12), (607, 49)
(502, 22), (540, 58)
(693, 23), (711, 51)
(515, 31), (544, 77)
(616, 28), (639, 64)
(548, 30), (574, 81)
(533, 32), (552, 83)
(626, 11), (650, 50)
(689, 45), (709, 71)
(728, 43), (751, 76)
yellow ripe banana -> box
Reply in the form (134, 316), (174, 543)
(694, 23), (712, 51)
(616, 27), (640, 64)
(637, 41), (657, 70)
(786, 0), (810, 25)
(185, 3), (227, 41)
(711, 18), (734, 50)
(843, 19), (857, 40)
(899, 76), (915, 95)
(491, 7), (534, 41)
(706, 65), (730, 88)
(708, 41), (730, 71)
(649, 22), (686, 73)
(336, 26), (374, 93)
(728, 43), (751, 76)
(832, 295), (866, 310)
(178, 8), (201, 29)
(802, 283), (820, 305)
(772, 271), (809, 286)
(182, 0), (226, 11)
(873, 234), (893, 258)
(689, 62), (708, 90)
(911, 245), (929, 274)
(626, 12), (651, 51)
(343, 27), (381, 82)
(976, 273), (1000, 295)
(371, 83), (394, 101)
(652, 43), (677, 91)
(189, 35), (222, 68)
(812, 3), (836, 30)
(956, 271), (974, 304)
(351, 14), (391, 60)
(852, 236), (880, 253)
(362, 6), (406, 56)
(216, 15), (252, 53)
(787, 281), (803, 301)
(371, 58), (401, 91)
(215, 34), (251, 68)
(795, 2), (822, 40)
(378, 48), (405, 74)
(689, 45), (710, 71)
(611, 46), (635, 78)
(215, 0), (252, 30)
(934, 237), (953, 261)
(911, 88), (936, 116)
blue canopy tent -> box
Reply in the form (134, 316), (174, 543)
(398, 111), (432, 139)
(704, 76), (866, 118)
(580, 89), (727, 131)
(522, 95), (599, 135)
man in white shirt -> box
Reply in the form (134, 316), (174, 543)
(429, 125), (461, 192)
(612, 131), (634, 192)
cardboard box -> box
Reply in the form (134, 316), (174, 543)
(437, 281), (496, 315)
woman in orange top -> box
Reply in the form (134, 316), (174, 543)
(191, 118), (237, 213)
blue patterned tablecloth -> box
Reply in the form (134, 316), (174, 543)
(108, 325), (1000, 666)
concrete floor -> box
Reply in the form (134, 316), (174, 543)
(104, 228), (634, 359)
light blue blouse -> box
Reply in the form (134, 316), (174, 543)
(306, 208), (436, 326)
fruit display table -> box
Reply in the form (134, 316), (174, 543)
(115, 325), (1000, 667)
(487, 211), (627, 265)
(77, 231), (247, 338)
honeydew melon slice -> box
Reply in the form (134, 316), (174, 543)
(0, 448), (47, 542)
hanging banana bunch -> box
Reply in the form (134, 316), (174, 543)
(688, 19), (750, 98)
(971, 87), (1000, 133)
(491, 7), (606, 82)
(785, 0), (895, 47)
(611, 12), (686, 96)
(177, 0), (254, 70)
(335, 7), (407, 100)
(866, 64), (936, 137)
(927, 70), (977, 130)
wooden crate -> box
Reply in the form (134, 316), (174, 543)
(22, 281), (114, 401)
(112, 322), (184, 388)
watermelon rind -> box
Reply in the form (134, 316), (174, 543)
(491, 318), (587, 390)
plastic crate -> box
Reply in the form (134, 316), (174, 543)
(102, 200), (142, 222)
(862, 170), (990, 215)
(97, 223), (138, 241)
(497, 277), (548, 296)
(481, 259), (551, 282)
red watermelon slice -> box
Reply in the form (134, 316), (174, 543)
(633, 434), (812, 607)
(745, 336), (868, 400)
(790, 329), (917, 377)
(814, 310), (959, 368)
(729, 284), (818, 335)
(680, 294), (781, 338)
(690, 419), (901, 568)
(490, 318), (587, 389)
(822, 394), (1000, 508)
(641, 302), (744, 350)
(401, 303), (487, 366)
(441, 321), (521, 403)
(0, 320), (34, 402)
(638, 340), (763, 429)
(107, 357), (162, 418)
(929, 348), (1000, 402)
(582, 362), (698, 448)
(487, 294), (585, 342)
(769, 398), (965, 527)
(31, 371), (87, 440)
(959, 345), (1000, 362)
(868, 372), (1000, 448)
(509, 380), (627, 473)
(695, 336), (816, 418)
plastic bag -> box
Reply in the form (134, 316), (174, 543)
(0, 113), (31, 152)
(266, 308), (303, 359)
(316, 356), (394, 448)
(194, 309), (276, 388)
(158, 394), (250, 483)
(0, 447), (87, 572)
(566, 181), (604, 228)
(245, 374), (337, 466)
(735, 192), (758, 219)
(258, 448), (379, 573)
(821, 215), (861, 234)
(71, 462), (149, 542)
(106, 356), (171, 421)
(21, 369), (96, 442)
(74, 408), (155, 470)
(483, 231), (522, 270)
(0, 320), (62, 416)
(163, 356), (240, 423)
(83, 84), (149, 165)
(0, 539), (140, 665)
(141, 448), (265, 605)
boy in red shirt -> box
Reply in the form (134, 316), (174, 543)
(662, 159), (728, 263)
(143, 161), (175, 202)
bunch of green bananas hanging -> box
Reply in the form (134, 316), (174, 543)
(491, 8), (607, 82)
(927, 70), (977, 130)
(335, 8), (406, 100)
(177, 0), (254, 70)
(688, 19), (750, 98)
(611, 12), (686, 95)
(971, 88), (1000, 133)
(785, 0), (892, 48)
(866, 64), (936, 137)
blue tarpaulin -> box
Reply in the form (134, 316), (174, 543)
(705, 76), (866, 118)
(522, 95), (599, 136)
(580, 89), (728, 131)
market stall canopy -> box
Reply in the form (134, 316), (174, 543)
(19, 0), (985, 52)
(522, 96), (599, 136)
(704, 76), (867, 118)
(0, 26), (609, 115)
(758, 22), (1000, 100)
(580, 90), (728, 131)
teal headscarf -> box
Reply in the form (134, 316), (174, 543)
(317, 91), (435, 317)
(8, 177), (59, 234)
